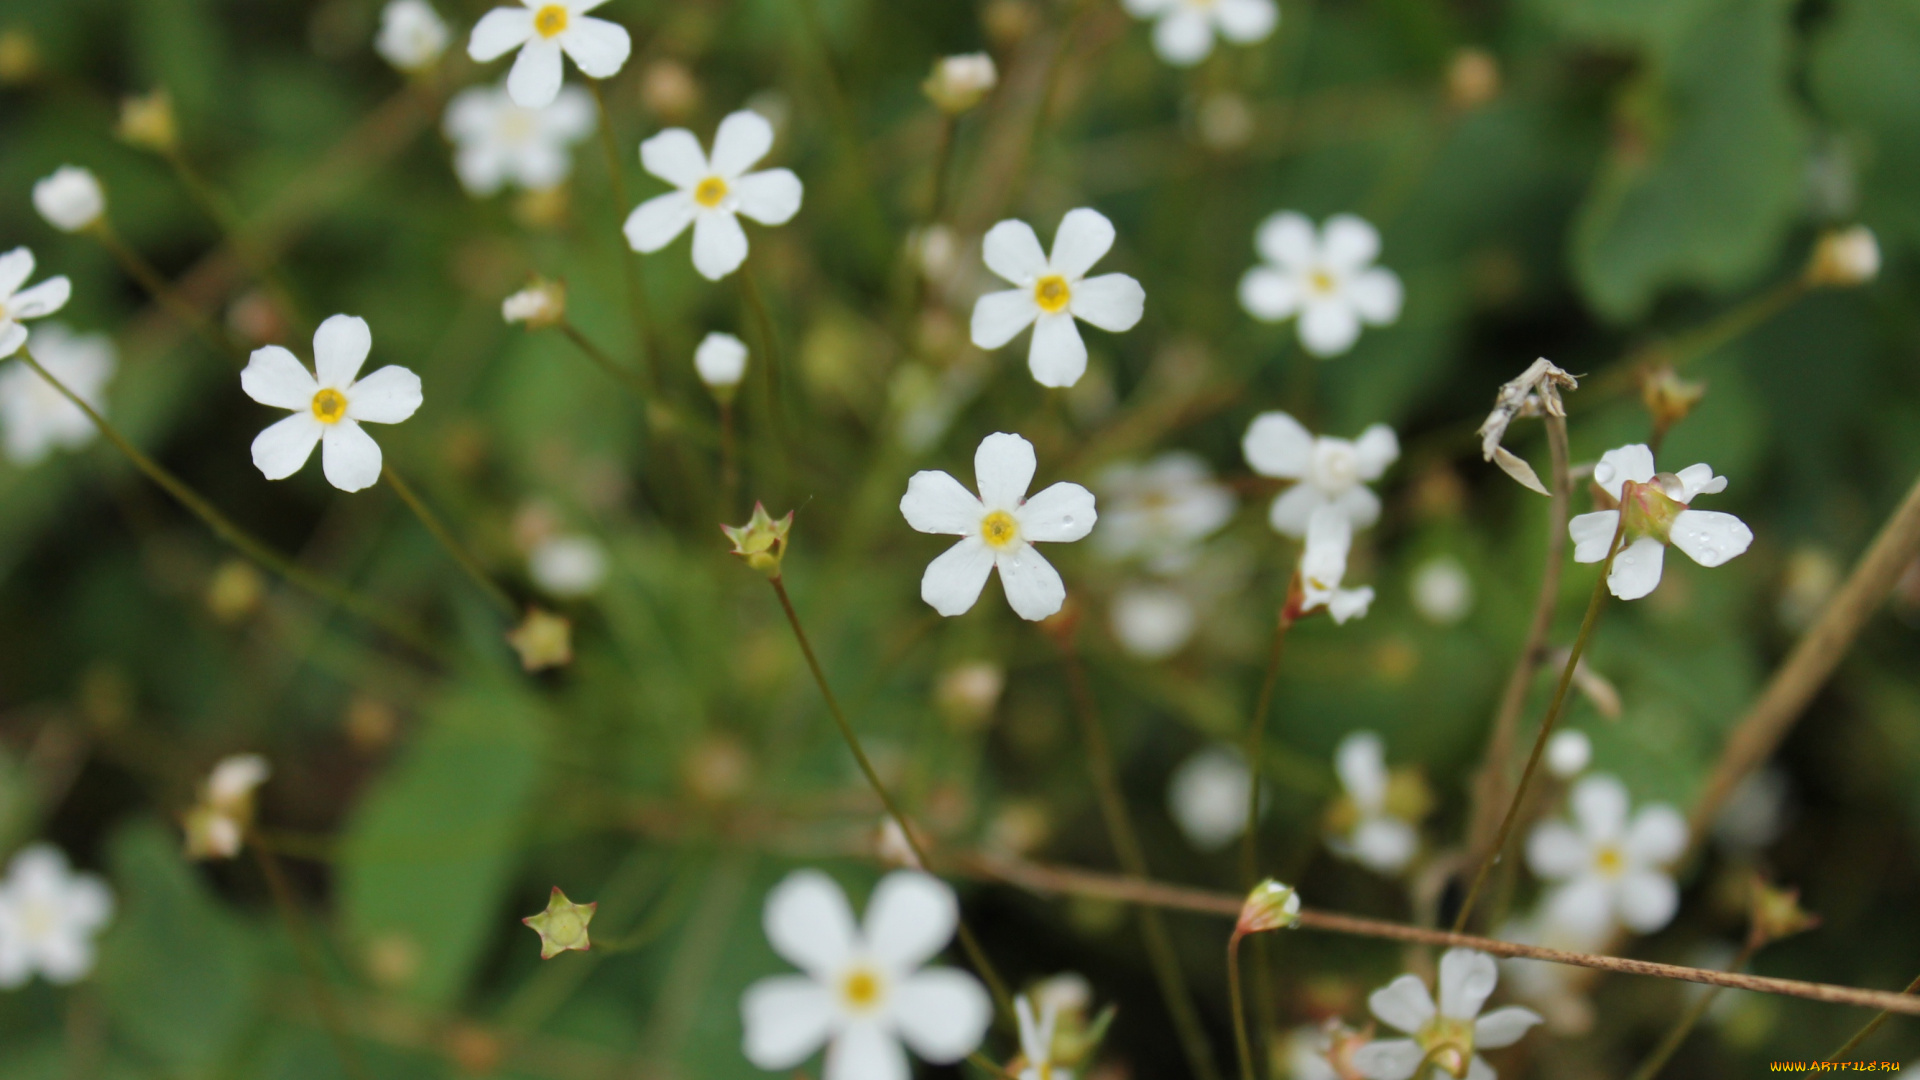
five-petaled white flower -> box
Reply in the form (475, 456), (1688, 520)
(1327, 730), (1417, 874)
(32, 166), (105, 234)
(1569, 443), (1752, 601)
(1168, 744), (1255, 851)
(1298, 506), (1375, 624)
(741, 869), (992, 1080)
(1092, 451), (1235, 573)
(1240, 212), (1403, 357)
(900, 432), (1096, 621)
(970, 208), (1145, 389)
(0, 323), (114, 466)
(444, 81), (596, 196)
(1526, 773), (1687, 940)
(1352, 948), (1542, 1080)
(1243, 411), (1397, 538)
(624, 109), (803, 282)
(468, 0), (630, 109)
(0, 247), (73, 360)
(0, 844), (114, 988)
(1122, 0), (1277, 67)
(1015, 992), (1072, 1080)
(376, 0), (450, 73)
(242, 314), (423, 493)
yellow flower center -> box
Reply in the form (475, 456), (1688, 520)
(19, 901), (56, 942)
(1595, 844), (1625, 877)
(981, 510), (1020, 549)
(694, 176), (730, 208)
(1034, 274), (1072, 314)
(840, 966), (885, 1012)
(1308, 268), (1337, 295)
(534, 4), (569, 37)
(311, 388), (348, 424)
(1416, 1014), (1476, 1079)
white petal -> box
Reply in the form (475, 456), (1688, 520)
(1350, 816), (1414, 871)
(1124, 0), (1179, 14)
(922, 538), (996, 616)
(863, 871), (959, 973)
(513, 142), (570, 190)
(1346, 268), (1403, 325)
(1214, 0), (1277, 41)
(1607, 536), (1666, 600)
(1017, 482), (1097, 543)
(970, 289), (1040, 350)
(1048, 208), (1116, 280)
(0, 322), (25, 360)
(764, 870), (858, 979)
(825, 1024), (909, 1080)
(467, 6), (534, 61)
(320, 420), (384, 492)
(346, 366), (423, 425)
(1353, 424), (1399, 479)
(1592, 444), (1656, 501)
(639, 128), (710, 189)
(1437, 948), (1498, 1021)
(0, 247), (35, 298)
(1068, 273), (1144, 332)
(1672, 462), (1727, 502)
(1321, 214), (1381, 271)
(33, 933), (95, 984)
(542, 86), (598, 139)
(313, 314), (373, 388)
(901, 470), (985, 536)
(691, 209), (750, 280)
(251, 413), (323, 481)
(1239, 266), (1302, 322)
(1625, 805), (1688, 866)
(241, 346), (319, 410)
(1367, 974), (1436, 1035)
(1335, 731), (1389, 808)
(1568, 511), (1621, 564)
(505, 36), (565, 108)
(558, 16), (630, 78)
(891, 969), (993, 1063)
(1267, 484), (1327, 538)
(974, 432), (1037, 509)
(1543, 878), (1616, 941)
(710, 109), (776, 178)
(7, 277), (71, 320)
(1617, 871), (1679, 934)
(982, 219), (1049, 285)
(1570, 775), (1630, 841)
(453, 145), (508, 197)
(734, 169), (804, 225)
(623, 191), (697, 252)
(995, 544), (1067, 621)
(1298, 298), (1361, 357)
(1327, 586), (1374, 623)
(1242, 411), (1313, 478)
(1256, 212), (1316, 269)
(1351, 1038), (1424, 1080)
(1027, 312), (1088, 388)
(1474, 1005), (1544, 1049)
(1153, 7), (1216, 66)
(1525, 822), (1588, 881)
(1465, 1055), (1497, 1080)
(1331, 486), (1383, 531)
(1668, 509), (1752, 568)
(741, 975), (836, 1068)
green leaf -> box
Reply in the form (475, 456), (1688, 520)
(1809, 0), (1920, 247)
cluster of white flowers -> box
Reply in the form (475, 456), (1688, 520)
(0, 845), (113, 988)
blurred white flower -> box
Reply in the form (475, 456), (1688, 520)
(900, 432), (1096, 621)
(375, 0), (449, 72)
(32, 166), (104, 233)
(1496, 914), (1601, 1035)
(1526, 773), (1687, 939)
(242, 314), (423, 493)
(1123, 0), (1276, 67)
(1168, 744), (1253, 851)
(184, 753), (270, 860)
(0, 247), (73, 359)
(625, 109), (803, 281)
(530, 534), (608, 597)
(1242, 411), (1397, 538)
(924, 53), (998, 114)
(1093, 452), (1235, 572)
(1328, 731), (1417, 874)
(444, 82), (596, 196)
(1544, 729), (1591, 780)
(1807, 225), (1879, 287)
(1282, 1024), (1342, 1080)
(1298, 507), (1374, 625)
(1409, 555), (1473, 625)
(1351, 948), (1541, 1080)
(468, 0), (630, 108)
(1015, 992), (1071, 1080)
(740, 869), (991, 1080)
(1240, 212), (1402, 357)
(1568, 444), (1752, 601)
(695, 331), (749, 390)
(0, 844), (114, 987)
(970, 208), (1145, 389)
(502, 279), (567, 327)
(1111, 584), (1196, 659)
(0, 323), (114, 465)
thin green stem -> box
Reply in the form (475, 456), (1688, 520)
(1239, 606), (1295, 889)
(587, 79), (658, 387)
(740, 263), (784, 426)
(1228, 931), (1256, 1080)
(250, 836), (370, 1080)
(10, 349), (438, 655)
(719, 399), (739, 515)
(162, 147), (310, 335)
(1453, 503), (1629, 934)
(1626, 940), (1759, 1080)
(87, 219), (241, 362)
(381, 464), (516, 617)
(559, 320), (650, 401)
(1829, 971), (1920, 1061)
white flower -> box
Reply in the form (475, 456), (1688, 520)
(444, 81), (596, 196)
(1567, 443), (1753, 601)
(376, 0), (450, 72)
(1092, 451), (1235, 572)
(740, 869), (992, 1080)
(1298, 507), (1374, 624)
(1283, 1025), (1342, 1080)
(1240, 212), (1403, 357)
(32, 166), (105, 233)
(1409, 555), (1473, 625)
(241, 314), (423, 493)
(1015, 993), (1072, 1080)
(1526, 773), (1687, 939)
(1168, 744), (1253, 851)
(969, 208), (1145, 389)
(1122, 0), (1277, 67)
(1111, 585), (1197, 659)
(529, 534), (607, 597)
(0, 247), (73, 360)
(1808, 225), (1879, 287)
(1242, 411), (1397, 538)
(924, 53), (998, 114)
(1328, 731), (1417, 874)
(900, 432), (1096, 621)
(502, 279), (567, 326)
(0, 844), (114, 988)
(467, 0), (631, 109)
(185, 753), (271, 860)
(1351, 948), (1542, 1080)
(624, 109), (803, 282)
(1544, 729), (1591, 780)
(695, 331), (749, 389)
(0, 323), (114, 465)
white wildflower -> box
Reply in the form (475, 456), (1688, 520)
(502, 279), (567, 327)
(241, 314), (423, 493)
(529, 534), (608, 597)
(1567, 443), (1752, 601)
(924, 53), (998, 114)
(444, 81), (596, 196)
(1409, 555), (1473, 625)
(0, 323), (114, 465)
(1092, 451), (1235, 572)
(1122, 0), (1277, 67)
(1015, 992), (1072, 1080)
(1168, 744), (1254, 851)
(970, 208), (1145, 389)
(1544, 729), (1591, 780)
(375, 0), (450, 73)
(1351, 948), (1542, 1080)
(1328, 731), (1418, 874)
(0, 247), (73, 359)
(32, 166), (105, 233)
(1240, 212), (1402, 357)
(1110, 584), (1197, 659)
(1298, 507), (1374, 624)
(0, 844), (114, 988)
(468, 0), (631, 109)
(1243, 411), (1397, 538)
(1807, 225), (1879, 287)
(1526, 773), (1687, 939)
(624, 109), (803, 281)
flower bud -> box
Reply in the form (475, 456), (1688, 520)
(1748, 876), (1818, 947)
(721, 503), (793, 576)
(641, 59), (700, 122)
(183, 753), (270, 860)
(1545, 728), (1591, 779)
(506, 607), (574, 671)
(117, 90), (178, 153)
(695, 331), (749, 398)
(1236, 878), (1302, 935)
(923, 53), (998, 115)
(1447, 48), (1500, 110)
(522, 887), (596, 958)
(502, 278), (567, 329)
(1805, 225), (1879, 287)
(32, 166), (105, 234)
(206, 558), (265, 623)
(375, 0), (450, 74)
(0, 28), (39, 85)
(1641, 362), (1706, 437)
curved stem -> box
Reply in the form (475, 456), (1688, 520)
(559, 320), (650, 401)
(1227, 931), (1256, 1080)
(381, 464), (516, 617)
(88, 219), (242, 363)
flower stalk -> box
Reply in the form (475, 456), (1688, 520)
(381, 464), (517, 618)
